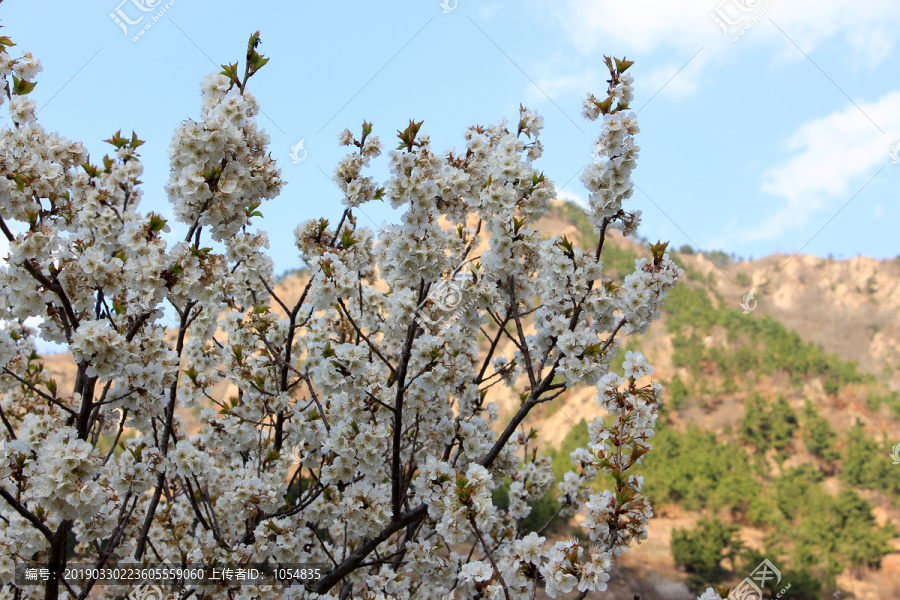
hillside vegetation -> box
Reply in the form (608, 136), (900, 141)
(504, 201), (900, 599)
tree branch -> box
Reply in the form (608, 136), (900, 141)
(0, 488), (53, 539)
(308, 504), (427, 595)
(469, 515), (511, 600)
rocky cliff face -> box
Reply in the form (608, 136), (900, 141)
(522, 202), (900, 599)
(711, 252), (900, 392)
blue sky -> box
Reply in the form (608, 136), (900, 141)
(2, 0), (899, 275)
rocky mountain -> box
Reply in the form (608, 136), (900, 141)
(520, 201), (900, 600)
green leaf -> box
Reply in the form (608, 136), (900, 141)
(104, 130), (127, 148)
(340, 230), (357, 248)
(129, 132), (145, 149)
(615, 57), (634, 73)
(649, 240), (669, 266)
(582, 343), (604, 357)
(82, 158), (100, 178)
(10, 173), (29, 191)
(11, 75), (36, 96)
(190, 246), (213, 258)
(220, 61), (239, 85)
(148, 213), (167, 233)
(603, 55), (615, 74)
(247, 31), (261, 51)
(396, 119), (425, 151)
(597, 96), (614, 115)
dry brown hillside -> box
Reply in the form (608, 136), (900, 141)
(710, 253), (900, 392)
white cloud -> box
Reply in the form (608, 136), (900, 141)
(531, 67), (599, 105)
(529, 54), (700, 107)
(844, 25), (894, 70)
(739, 90), (900, 240)
(547, 0), (711, 55)
(556, 188), (588, 208)
(534, 0), (900, 105)
(552, 0), (899, 64)
(640, 62), (702, 103)
(762, 0), (898, 66)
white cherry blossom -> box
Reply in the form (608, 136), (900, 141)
(0, 33), (680, 600)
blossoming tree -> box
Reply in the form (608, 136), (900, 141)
(0, 27), (690, 600)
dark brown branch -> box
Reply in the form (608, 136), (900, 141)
(509, 275), (537, 389)
(391, 321), (417, 520)
(469, 515), (511, 600)
(1, 368), (75, 415)
(475, 315), (512, 384)
(133, 301), (195, 559)
(0, 404), (16, 440)
(337, 299), (396, 379)
(0, 488), (53, 539)
(124, 310), (153, 341)
(182, 476), (211, 532)
(75, 492), (140, 600)
(309, 504), (427, 595)
(102, 409), (128, 466)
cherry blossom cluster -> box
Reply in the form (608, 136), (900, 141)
(581, 355), (659, 555)
(0, 26), (683, 600)
(581, 57), (641, 235)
